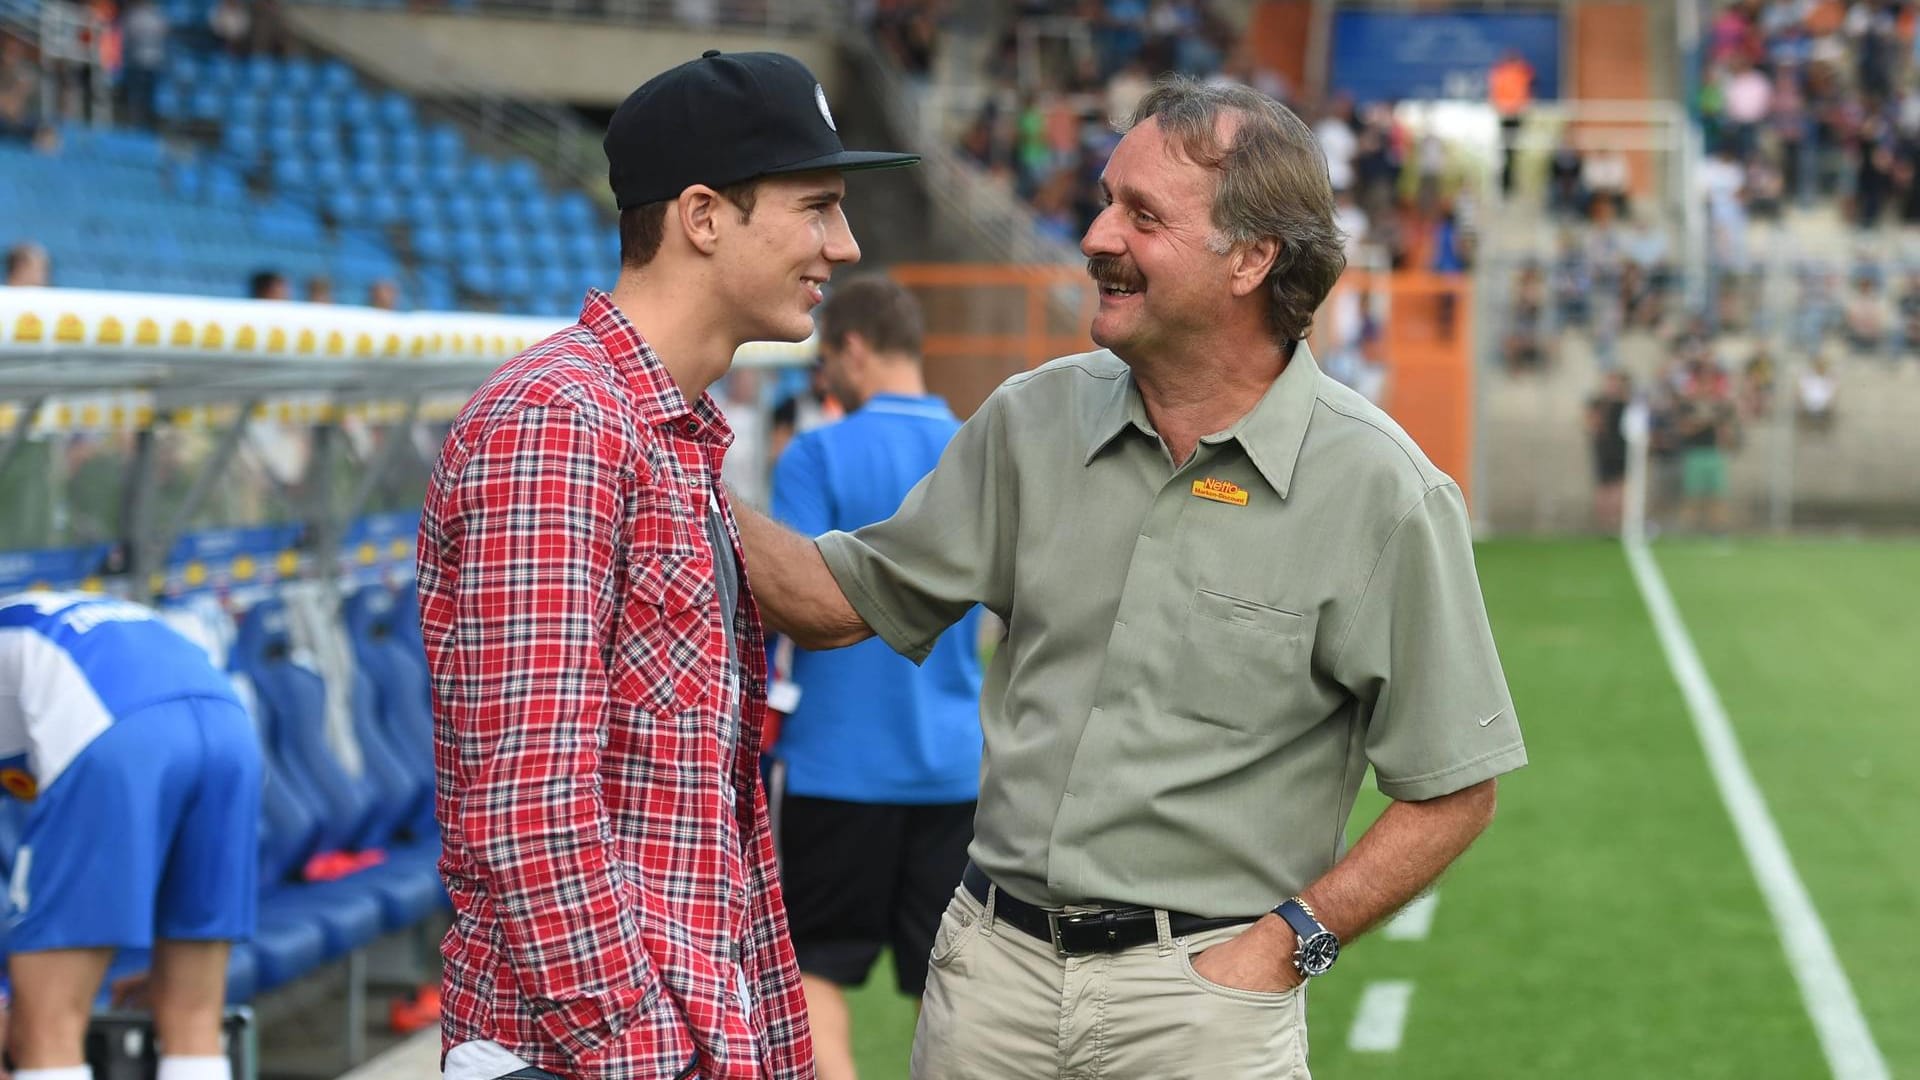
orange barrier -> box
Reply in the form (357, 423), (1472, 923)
(1318, 271), (1477, 508)
(888, 264), (1475, 506)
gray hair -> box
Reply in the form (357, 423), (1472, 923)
(1128, 77), (1346, 344)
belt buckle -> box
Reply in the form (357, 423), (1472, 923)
(1046, 909), (1138, 956)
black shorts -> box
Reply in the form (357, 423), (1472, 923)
(774, 782), (975, 996)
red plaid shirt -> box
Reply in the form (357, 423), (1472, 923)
(418, 291), (812, 1080)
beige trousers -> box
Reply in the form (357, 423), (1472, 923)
(910, 884), (1311, 1080)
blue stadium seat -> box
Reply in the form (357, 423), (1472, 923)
(232, 600), (380, 857)
(341, 92), (376, 129)
(281, 56), (315, 93)
(312, 157), (350, 192)
(265, 95), (299, 131)
(500, 158), (540, 193)
(465, 158), (499, 190)
(426, 124), (463, 165)
(459, 263), (498, 295)
(411, 226), (450, 262)
(223, 92), (263, 130)
(388, 129), (423, 166)
(390, 161), (425, 193)
(205, 54), (240, 88)
(245, 56), (279, 91)
(443, 192), (479, 223)
(270, 156), (312, 192)
(479, 193), (514, 226)
(167, 52), (200, 86)
(318, 60), (356, 93)
(535, 263), (572, 296)
(351, 128), (384, 162)
(154, 82), (183, 121)
(350, 158), (384, 190)
(189, 86), (222, 122)
(365, 190), (403, 227)
(556, 191), (596, 228)
(377, 92), (413, 130)
(517, 193), (554, 230)
(497, 264), (534, 299)
(304, 95), (339, 132)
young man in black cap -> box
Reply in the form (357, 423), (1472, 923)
(419, 51), (917, 1080)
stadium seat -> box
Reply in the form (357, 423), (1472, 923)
(500, 158), (540, 193)
(378, 92), (414, 130)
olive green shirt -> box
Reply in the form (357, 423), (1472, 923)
(816, 347), (1526, 917)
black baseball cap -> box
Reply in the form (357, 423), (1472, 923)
(604, 50), (920, 210)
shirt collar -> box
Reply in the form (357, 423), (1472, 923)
(578, 290), (734, 447)
(1083, 343), (1322, 500)
(860, 392), (954, 418)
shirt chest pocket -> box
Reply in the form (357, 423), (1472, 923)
(618, 543), (719, 712)
(1172, 589), (1311, 732)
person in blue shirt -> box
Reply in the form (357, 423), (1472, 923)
(0, 591), (260, 1080)
(768, 277), (983, 1080)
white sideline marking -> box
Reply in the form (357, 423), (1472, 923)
(1347, 980), (1414, 1052)
(1382, 891), (1438, 941)
(1624, 540), (1889, 1080)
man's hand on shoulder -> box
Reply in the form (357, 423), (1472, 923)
(1189, 914), (1302, 994)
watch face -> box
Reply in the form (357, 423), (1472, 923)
(1298, 931), (1340, 976)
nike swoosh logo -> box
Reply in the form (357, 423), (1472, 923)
(1478, 710), (1504, 727)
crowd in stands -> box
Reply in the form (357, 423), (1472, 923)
(935, 2), (1489, 282)
(1696, 0), (1920, 230)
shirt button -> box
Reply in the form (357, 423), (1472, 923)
(682, 420), (699, 436)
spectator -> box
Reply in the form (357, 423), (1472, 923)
(1504, 261), (1548, 371)
(1489, 50), (1534, 195)
(208, 0), (249, 56)
(1547, 135), (1584, 218)
(0, 38), (39, 140)
(1586, 370), (1632, 532)
(1741, 346), (1775, 419)
(1721, 54), (1772, 158)
(769, 361), (844, 466)
(120, 0), (167, 125)
(367, 279), (398, 310)
(1797, 354), (1838, 430)
(1676, 357), (1740, 532)
(1897, 269), (1920, 347)
(304, 275), (334, 304)
(768, 277), (983, 1080)
(5, 242), (50, 287)
(1843, 272), (1890, 350)
(247, 270), (289, 300)
(1314, 96), (1356, 193)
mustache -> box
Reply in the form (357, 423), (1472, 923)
(1087, 257), (1145, 290)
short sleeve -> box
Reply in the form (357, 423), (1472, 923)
(1331, 483), (1527, 801)
(815, 387), (1016, 664)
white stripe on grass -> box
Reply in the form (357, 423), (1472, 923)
(1624, 540), (1889, 1080)
(1382, 891), (1438, 941)
(1347, 980), (1415, 1052)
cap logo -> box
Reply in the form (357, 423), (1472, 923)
(814, 83), (837, 132)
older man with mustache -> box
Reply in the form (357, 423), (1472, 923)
(737, 76), (1527, 1078)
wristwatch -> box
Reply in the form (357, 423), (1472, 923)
(1271, 896), (1340, 978)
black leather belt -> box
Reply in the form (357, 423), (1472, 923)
(962, 862), (1257, 957)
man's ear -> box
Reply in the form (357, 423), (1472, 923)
(839, 330), (871, 368)
(1230, 237), (1280, 298)
(677, 185), (724, 255)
